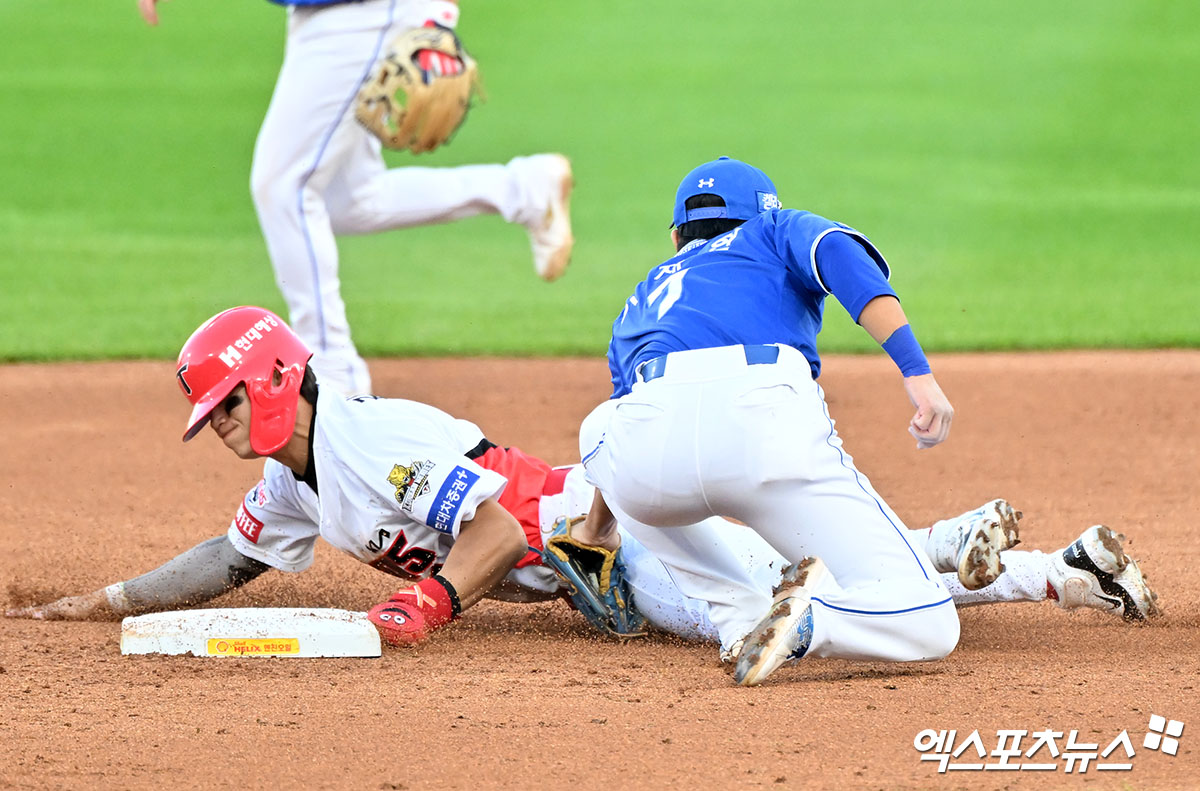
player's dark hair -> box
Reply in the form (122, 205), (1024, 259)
(299, 365), (318, 405)
(675, 194), (745, 250)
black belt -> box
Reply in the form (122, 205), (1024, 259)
(637, 344), (780, 383)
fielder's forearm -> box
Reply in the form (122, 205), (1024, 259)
(106, 535), (270, 615)
(857, 295), (908, 344)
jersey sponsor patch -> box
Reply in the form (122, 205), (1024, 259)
(387, 460), (435, 512)
(427, 466), (480, 534)
(234, 502), (264, 544)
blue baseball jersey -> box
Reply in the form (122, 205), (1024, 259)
(607, 209), (894, 397)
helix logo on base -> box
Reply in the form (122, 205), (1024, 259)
(915, 714), (1185, 774)
(207, 638), (301, 656)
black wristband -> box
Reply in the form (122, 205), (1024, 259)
(432, 573), (462, 619)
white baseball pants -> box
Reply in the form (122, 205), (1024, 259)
(581, 344), (960, 661)
(621, 522), (1052, 643)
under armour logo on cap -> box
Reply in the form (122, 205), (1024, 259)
(698, 178), (715, 188)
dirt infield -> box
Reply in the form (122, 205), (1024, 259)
(2, 352), (1197, 790)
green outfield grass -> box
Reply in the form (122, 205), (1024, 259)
(0, 0), (1196, 360)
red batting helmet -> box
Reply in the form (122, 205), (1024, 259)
(176, 306), (312, 456)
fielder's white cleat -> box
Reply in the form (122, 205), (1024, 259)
(516, 153), (574, 281)
(733, 557), (829, 687)
(926, 499), (1022, 590)
(1046, 525), (1160, 622)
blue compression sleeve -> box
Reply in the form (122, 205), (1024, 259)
(814, 231), (896, 321)
(882, 324), (932, 377)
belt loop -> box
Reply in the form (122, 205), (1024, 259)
(637, 356), (669, 383)
(743, 344), (780, 365)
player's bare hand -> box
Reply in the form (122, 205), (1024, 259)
(137, 0), (169, 26)
(4, 589), (113, 621)
(903, 373), (953, 449)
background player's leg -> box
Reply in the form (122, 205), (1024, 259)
(324, 150), (574, 279)
(325, 150), (567, 233)
(250, 3), (404, 395)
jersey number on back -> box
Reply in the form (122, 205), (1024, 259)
(645, 268), (688, 320)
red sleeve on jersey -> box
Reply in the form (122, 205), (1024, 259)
(473, 445), (561, 566)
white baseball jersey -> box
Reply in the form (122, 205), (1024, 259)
(227, 388), (508, 579)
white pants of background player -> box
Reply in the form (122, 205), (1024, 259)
(252, 0), (558, 395)
(581, 343), (960, 660)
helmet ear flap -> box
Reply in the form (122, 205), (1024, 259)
(246, 360), (305, 456)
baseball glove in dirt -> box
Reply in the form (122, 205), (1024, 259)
(543, 517), (647, 638)
(355, 23), (481, 154)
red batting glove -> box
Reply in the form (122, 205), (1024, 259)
(368, 600), (430, 645)
(368, 575), (459, 646)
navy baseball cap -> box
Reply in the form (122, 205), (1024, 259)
(671, 156), (781, 228)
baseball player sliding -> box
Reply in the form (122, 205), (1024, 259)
(5, 308), (1158, 660)
(574, 156), (1159, 686)
(137, 0), (574, 396)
